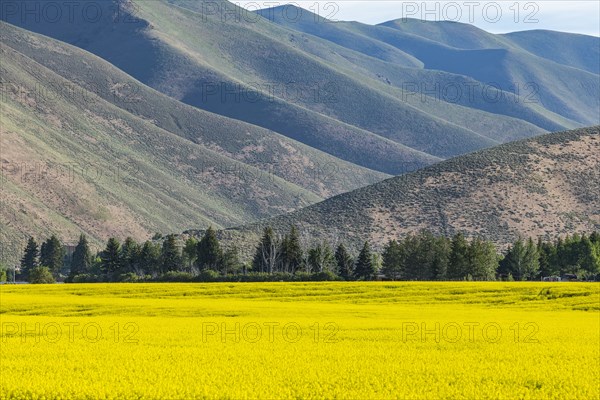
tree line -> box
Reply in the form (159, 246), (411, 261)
(16, 228), (600, 283)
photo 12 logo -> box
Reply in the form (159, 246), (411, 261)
(201, 321), (339, 343)
(198, 81), (339, 105)
(401, 321), (540, 343)
(2, 322), (140, 344)
(397, 1), (540, 24)
(201, 2), (341, 23)
(0, 161), (141, 186)
(0, 1), (142, 24)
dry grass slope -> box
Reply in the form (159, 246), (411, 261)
(225, 127), (600, 253)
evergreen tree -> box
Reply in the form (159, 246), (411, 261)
(20, 237), (39, 280)
(101, 238), (122, 275)
(554, 237), (568, 274)
(430, 236), (450, 280)
(560, 234), (580, 271)
(354, 241), (376, 280)
(467, 238), (498, 281)
(412, 231), (441, 281)
(280, 226), (303, 273)
(161, 234), (182, 273)
(448, 233), (469, 280)
(537, 237), (557, 277)
(500, 238), (539, 281)
(382, 240), (403, 280)
(335, 243), (354, 280)
(40, 235), (65, 277)
(252, 227), (280, 273)
(524, 238), (541, 280)
(399, 234), (421, 280)
(140, 241), (161, 276)
(120, 237), (141, 274)
(578, 236), (600, 276)
(221, 246), (242, 275)
(70, 234), (92, 277)
(197, 227), (222, 271)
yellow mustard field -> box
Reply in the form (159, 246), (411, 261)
(0, 282), (599, 399)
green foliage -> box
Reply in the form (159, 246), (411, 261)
(121, 237), (141, 274)
(196, 227), (222, 271)
(311, 270), (340, 281)
(221, 247), (243, 275)
(467, 238), (498, 281)
(140, 241), (161, 276)
(183, 237), (198, 271)
(40, 235), (65, 278)
(118, 272), (146, 283)
(52, 229), (600, 283)
(382, 240), (403, 280)
(71, 274), (101, 283)
(500, 238), (539, 281)
(70, 234), (92, 278)
(101, 238), (122, 274)
(307, 241), (336, 274)
(20, 237), (39, 280)
(158, 271), (195, 282)
(280, 226), (303, 274)
(252, 227), (280, 274)
(335, 243), (354, 280)
(161, 234), (182, 273)
(197, 270), (220, 282)
(28, 266), (55, 284)
(448, 233), (470, 280)
(354, 242), (376, 281)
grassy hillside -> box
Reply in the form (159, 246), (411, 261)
(256, 7), (596, 129)
(220, 127), (600, 255)
(318, 19), (599, 126)
(2, 0), (578, 175)
(2, 2), (598, 262)
(0, 22), (388, 265)
(378, 18), (600, 74)
(0, 22), (385, 197)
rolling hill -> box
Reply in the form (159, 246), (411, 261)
(256, 7), (598, 128)
(1, 1), (599, 263)
(216, 127), (600, 255)
(4, 0), (593, 177)
(0, 21), (386, 264)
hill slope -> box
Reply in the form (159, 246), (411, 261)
(0, 22), (386, 265)
(220, 127), (600, 253)
(1, 0), (575, 176)
(256, 7), (598, 128)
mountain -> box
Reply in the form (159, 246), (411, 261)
(377, 19), (599, 74)
(217, 127), (600, 254)
(0, 21), (385, 264)
(2, 1), (598, 263)
(256, 8), (598, 129)
(3, 0), (585, 177)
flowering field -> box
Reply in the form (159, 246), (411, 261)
(1, 282), (598, 399)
